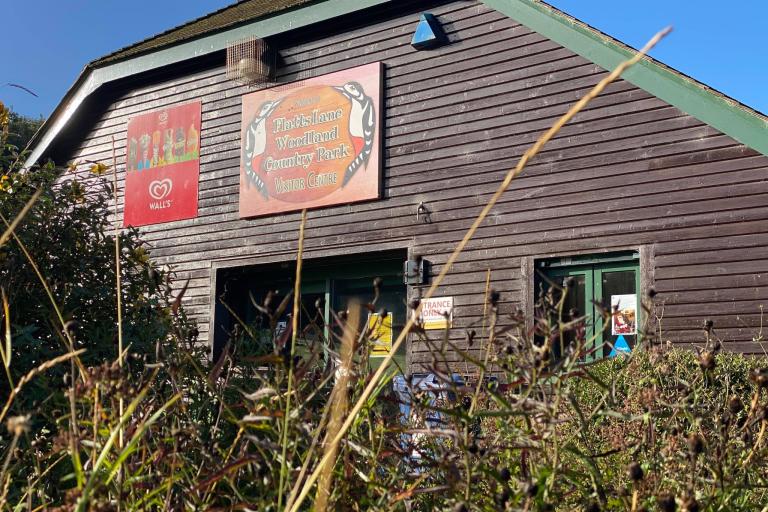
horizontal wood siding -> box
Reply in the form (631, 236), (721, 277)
(59, 0), (768, 370)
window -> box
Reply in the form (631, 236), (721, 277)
(213, 252), (408, 371)
(534, 252), (640, 361)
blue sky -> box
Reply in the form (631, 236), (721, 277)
(2, 1), (767, 119)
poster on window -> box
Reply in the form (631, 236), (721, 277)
(123, 101), (201, 227)
(239, 62), (382, 218)
(368, 312), (393, 357)
(611, 294), (637, 335)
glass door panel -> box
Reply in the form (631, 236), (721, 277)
(595, 267), (639, 358)
(332, 274), (406, 370)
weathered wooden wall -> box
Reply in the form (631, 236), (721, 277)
(59, 0), (768, 370)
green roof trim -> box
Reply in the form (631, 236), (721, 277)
(481, 0), (768, 157)
(25, 0), (393, 168)
(29, 0), (768, 167)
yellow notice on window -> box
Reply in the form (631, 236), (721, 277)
(368, 312), (393, 357)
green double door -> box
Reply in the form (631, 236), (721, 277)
(539, 257), (640, 361)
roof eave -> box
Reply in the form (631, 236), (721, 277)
(482, 0), (768, 156)
(25, 0), (394, 168)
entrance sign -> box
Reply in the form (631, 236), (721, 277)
(124, 101), (201, 227)
(239, 62), (382, 217)
(368, 312), (393, 356)
(611, 294), (637, 335)
(420, 297), (454, 330)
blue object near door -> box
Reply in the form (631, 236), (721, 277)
(392, 373), (464, 470)
(411, 13), (447, 50)
(609, 335), (632, 357)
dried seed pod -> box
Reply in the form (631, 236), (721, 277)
(490, 289), (501, 306)
(750, 368), (768, 388)
(373, 276), (383, 290)
(703, 319), (714, 332)
(687, 433), (704, 456)
(681, 495), (699, 512)
(466, 329), (476, 346)
(657, 494), (677, 512)
(498, 466), (511, 481)
(452, 503), (468, 512)
(647, 287), (658, 298)
(698, 351), (715, 371)
(728, 395), (743, 414)
(495, 487), (510, 506)
(627, 461), (644, 482)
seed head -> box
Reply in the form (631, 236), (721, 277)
(627, 461), (644, 481)
(728, 395), (742, 414)
(657, 493), (677, 512)
(687, 433), (704, 456)
(681, 495), (699, 512)
(6, 415), (30, 436)
(63, 319), (78, 335)
(452, 503), (468, 512)
(698, 351), (715, 371)
(750, 368), (768, 388)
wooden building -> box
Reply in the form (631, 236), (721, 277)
(28, 0), (768, 373)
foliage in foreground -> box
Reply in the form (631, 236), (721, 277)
(3, 246), (768, 511)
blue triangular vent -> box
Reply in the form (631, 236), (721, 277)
(608, 335), (632, 358)
(411, 13), (447, 50)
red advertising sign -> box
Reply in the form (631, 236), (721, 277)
(239, 62), (382, 217)
(124, 101), (201, 227)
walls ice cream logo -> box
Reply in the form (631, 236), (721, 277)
(148, 178), (173, 210)
(149, 178), (173, 199)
